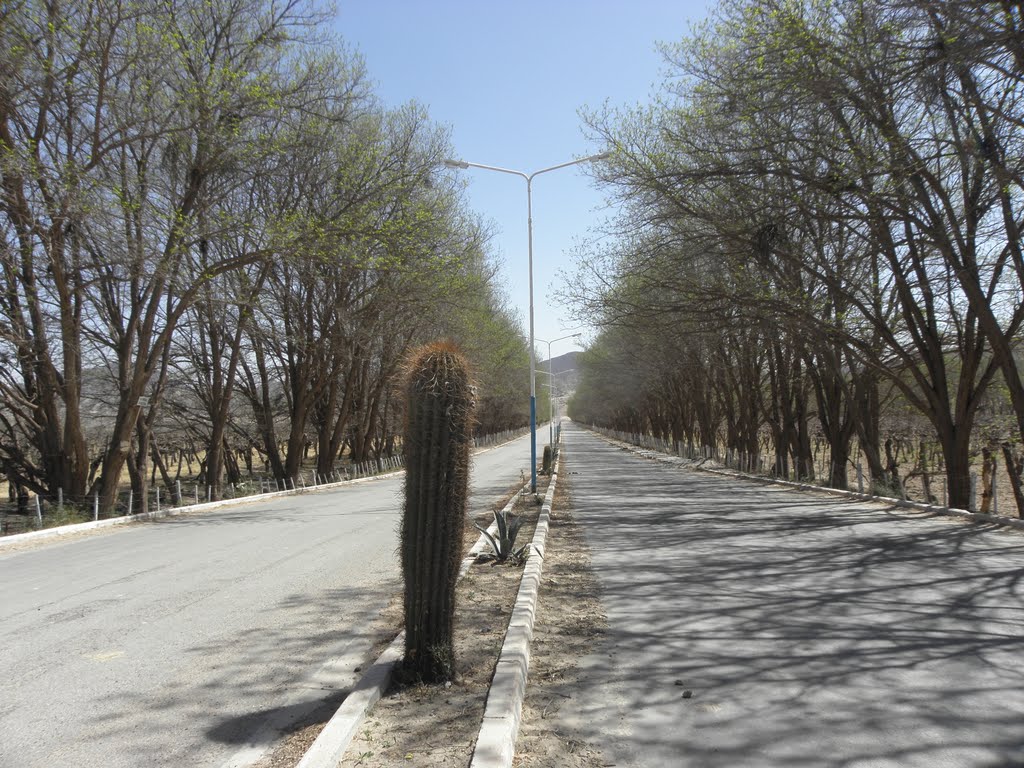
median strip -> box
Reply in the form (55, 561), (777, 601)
(470, 459), (559, 768)
(293, 481), (534, 768)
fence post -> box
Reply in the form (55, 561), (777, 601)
(156, 486), (161, 512)
(856, 464), (864, 494)
(58, 487), (63, 513)
(127, 489), (133, 516)
(93, 491), (99, 521)
(176, 480), (182, 506)
(194, 485), (199, 505)
(35, 495), (42, 527)
(970, 472), (978, 511)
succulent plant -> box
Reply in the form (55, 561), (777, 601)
(476, 508), (529, 565)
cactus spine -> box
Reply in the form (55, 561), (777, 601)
(400, 342), (475, 683)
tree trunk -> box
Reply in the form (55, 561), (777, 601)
(151, 435), (176, 497)
(1001, 443), (1024, 518)
(940, 428), (973, 511)
(919, 440), (934, 504)
(130, 420), (152, 515)
(980, 446), (996, 514)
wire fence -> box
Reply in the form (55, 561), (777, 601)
(472, 427), (530, 450)
(1, 427), (532, 537)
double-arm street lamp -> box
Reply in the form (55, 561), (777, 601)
(536, 333), (582, 449)
(443, 153), (608, 493)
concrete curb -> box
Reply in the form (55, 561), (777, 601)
(0, 471), (404, 552)
(589, 429), (1024, 533)
(294, 633), (405, 768)
(469, 460), (559, 768)
(295, 483), (531, 768)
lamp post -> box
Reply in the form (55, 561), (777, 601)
(536, 333), (582, 450)
(538, 368), (576, 451)
(443, 152), (609, 493)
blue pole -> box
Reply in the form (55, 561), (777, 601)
(530, 395), (537, 493)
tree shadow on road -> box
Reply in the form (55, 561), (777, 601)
(205, 688), (349, 745)
(86, 583), (393, 767)
(557, 426), (1024, 767)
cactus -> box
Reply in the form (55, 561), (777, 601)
(542, 444), (553, 475)
(400, 342), (475, 683)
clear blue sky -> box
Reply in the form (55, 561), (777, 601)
(333, 1), (712, 359)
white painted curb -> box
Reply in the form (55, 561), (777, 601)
(470, 459), (559, 768)
(294, 633), (405, 768)
(296, 483), (531, 768)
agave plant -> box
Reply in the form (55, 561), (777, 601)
(475, 509), (528, 565)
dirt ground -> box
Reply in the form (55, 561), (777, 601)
(250, 466), (609, 768)
(514, 472), (609, 767)
(336, 488), (542, 768)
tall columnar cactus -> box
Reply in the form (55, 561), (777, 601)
(400, 342), (475, 683)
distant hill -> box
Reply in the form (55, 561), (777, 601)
(541, 350), (578, 375)
(537, 350), (580, 396)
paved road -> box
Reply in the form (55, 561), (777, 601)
(555, 423), (1024, 767)
(0, 434), (532, 768)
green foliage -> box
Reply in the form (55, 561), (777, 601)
(422, 262), (533, 434)
(569, 0), (1024, 510)
(400, 342), (475, 684)
(0, 0), (535, 512)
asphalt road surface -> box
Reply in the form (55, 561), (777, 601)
(0, 434), (533, 768)
(556, 423), (1024, 767)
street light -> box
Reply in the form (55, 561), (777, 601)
(536, 333), (582, 451)
(443, 152), (609, 493)
(538, 368), (577, 453)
